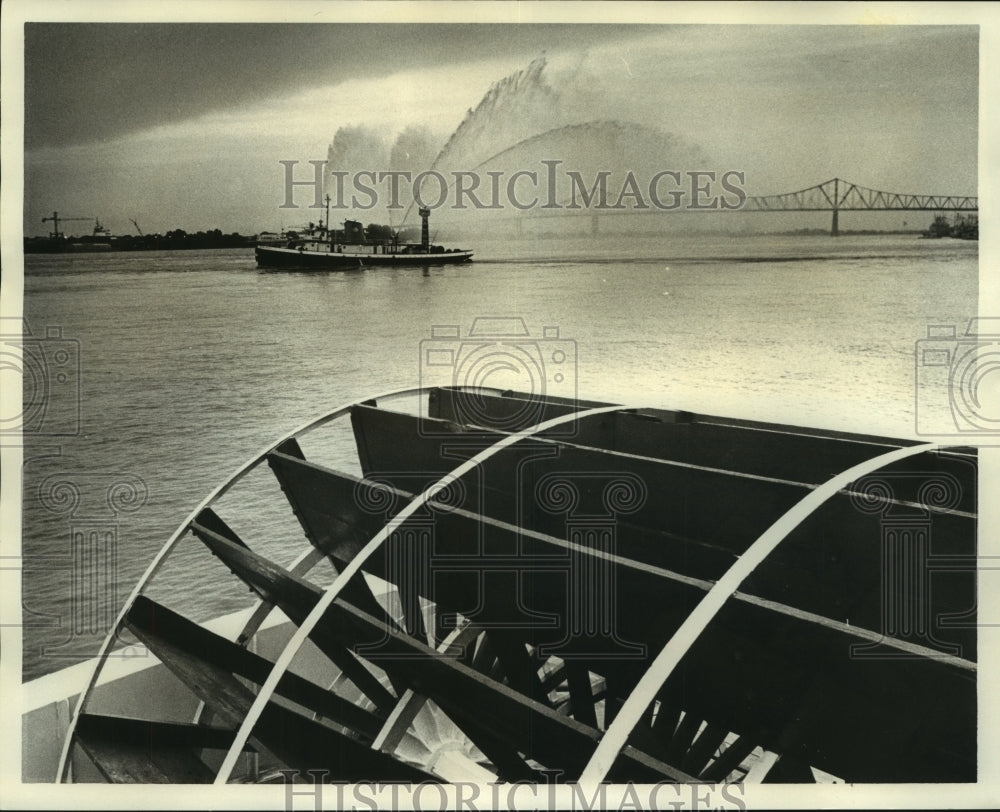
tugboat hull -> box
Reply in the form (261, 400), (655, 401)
(255, 244), (474, 270)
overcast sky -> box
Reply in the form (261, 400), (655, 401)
(20, 22), (979, 236)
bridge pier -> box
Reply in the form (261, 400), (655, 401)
(831, 209), (839, 237)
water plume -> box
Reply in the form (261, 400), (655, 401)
(324, 55), (715, 235)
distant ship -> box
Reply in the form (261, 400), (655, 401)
(254, 207), (473, 270)
(24, 214), (114, 253)
(922, 213), (978, 240)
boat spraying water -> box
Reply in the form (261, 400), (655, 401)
(254, 203), (473, 270)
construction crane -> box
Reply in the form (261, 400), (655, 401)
(129, 218), (143, 237)
(41, 211), (93, 240)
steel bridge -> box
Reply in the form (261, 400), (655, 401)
(511, 177), (978, 236)
(744, 177), (978, 236)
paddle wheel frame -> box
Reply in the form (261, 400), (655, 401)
(57, 387), (977, 785)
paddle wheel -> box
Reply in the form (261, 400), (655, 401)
(57, 387), (977, 784)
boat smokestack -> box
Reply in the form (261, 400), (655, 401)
(420, 208), (430, 253)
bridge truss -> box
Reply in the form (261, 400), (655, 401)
(505, 177), (977, 236)
(745, 177), (978, 235)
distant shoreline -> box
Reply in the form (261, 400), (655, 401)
(23, 228), (961, 254)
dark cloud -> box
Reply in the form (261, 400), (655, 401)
(21, 23), (978, 236)
(24, 23), (646, 149)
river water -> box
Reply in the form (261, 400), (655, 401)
(19, 233), (977, 679)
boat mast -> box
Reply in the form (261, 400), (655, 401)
(324, 194), (331, 242)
